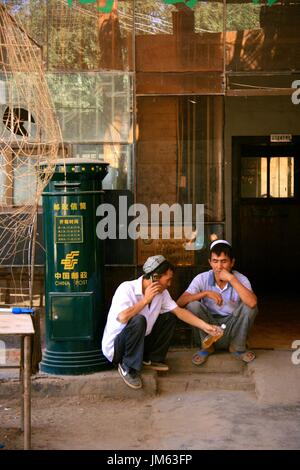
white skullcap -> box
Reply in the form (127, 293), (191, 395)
(210, 239), (231, 250)
(143, 255), (166, 274)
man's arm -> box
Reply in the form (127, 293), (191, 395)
(117, 283), (161, 324)
(117, 297), (148, 324)
(177, 291), (206, 307)
(177, 290), (223, 308)
(171, 306), (222, 336)
(219, 270), (257, 308)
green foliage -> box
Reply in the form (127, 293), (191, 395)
(227, 4), (260, 31)
(4, 0), (262, 70)
(46, 73), (104, 109)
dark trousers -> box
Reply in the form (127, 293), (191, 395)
(112, 312), (177, 372)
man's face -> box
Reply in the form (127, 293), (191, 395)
(156, 269), (174, 292)
(208, 252), (235, 276)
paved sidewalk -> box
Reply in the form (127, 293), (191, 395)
(247, 349), (300, 405)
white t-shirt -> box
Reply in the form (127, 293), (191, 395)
(186, 269), (252, 317)
(102, 276), (178, 362)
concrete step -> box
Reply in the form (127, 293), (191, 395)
(0, 369), (158, 401)
(0, 368), (254, 400)
(167, 349), (247, 374)
(157, 372), (255, 394)
(2, 348), (247, 373)
(0, 350), (254, 401)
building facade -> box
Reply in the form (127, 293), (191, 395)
(1, 0), (300, 344)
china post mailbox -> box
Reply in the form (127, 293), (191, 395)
(40, 159), (110, 375)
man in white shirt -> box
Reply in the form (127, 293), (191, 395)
(177, 240), (258, 366)
(102, 255), (222, 389)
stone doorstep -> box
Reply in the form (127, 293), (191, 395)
(167, 349), (247, 374)
(157, 373), (255, 394)
(158, 351), (254, 394)
(2, 348), (248, 371)
(2, 350), (299, 405)
(0, 351), (255, 400)
(0, 370), (158, 401)
(0, 369), (255, 400)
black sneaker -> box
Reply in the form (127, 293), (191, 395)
(118, 363), (142, 389)
(142, 360), (169, 371)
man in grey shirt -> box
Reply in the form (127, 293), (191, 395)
(177, 240), (258, 365)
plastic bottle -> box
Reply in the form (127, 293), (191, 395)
(202, 324), (226, 348)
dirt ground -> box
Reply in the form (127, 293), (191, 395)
(1, 390), (300, 450)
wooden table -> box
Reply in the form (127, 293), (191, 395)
(0, 314), (35, 450)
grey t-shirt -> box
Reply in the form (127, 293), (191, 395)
(186, 269), (252, 316)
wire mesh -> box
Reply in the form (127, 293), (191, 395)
(0, 3), (63, 306)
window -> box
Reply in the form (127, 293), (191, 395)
(241, 155), (294, 199)
(74, 143), (133, 190)
(241, 157), (267, 198)
(0, 145), (66, 208)
(270, 157), (294, 198)
(46, 72), (134, 191)
(13, 157), (38, 206)
(46, 73), (133, 144)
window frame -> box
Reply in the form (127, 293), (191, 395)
(0, 143), (68, 210)
(239, 144), (299, 202)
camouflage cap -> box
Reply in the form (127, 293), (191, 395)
(142, 255), (166, 274)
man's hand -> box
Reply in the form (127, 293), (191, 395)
(202, 323), (224, 337)
(218, 269), (234, 283)
(172, 306), (225, 338)
(144, 282), (161, 304)
(205, 290), (223, 305)
(218, 269), (257, 309)
(117, 281), (161, 323)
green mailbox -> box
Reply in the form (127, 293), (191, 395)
(40, 159), (110, 375)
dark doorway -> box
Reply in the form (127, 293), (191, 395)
(233, 136), (300, 292)
(233, 137), (300, 349)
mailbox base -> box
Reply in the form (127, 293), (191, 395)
(40, 349), (112, 375)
